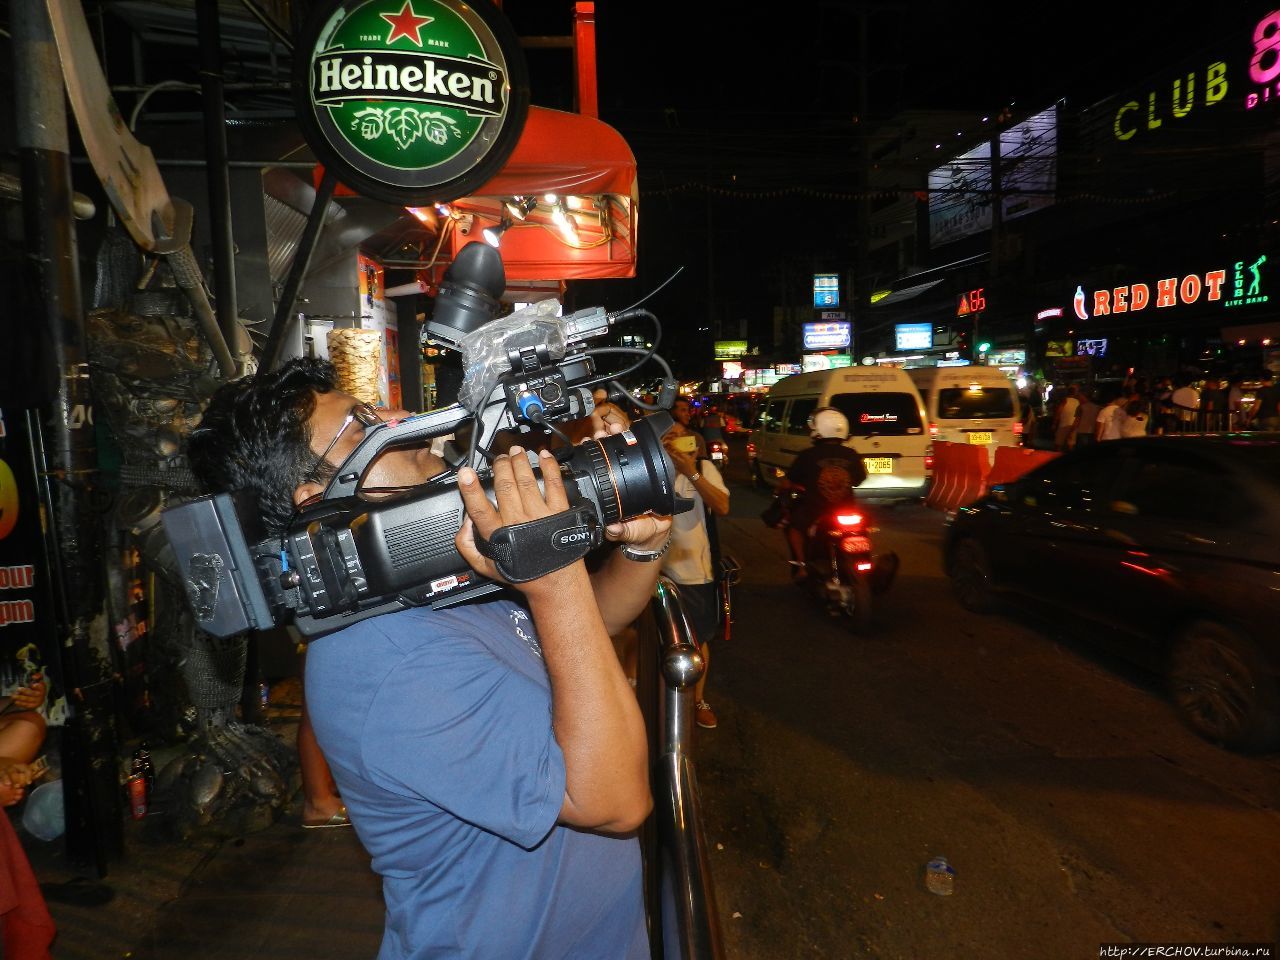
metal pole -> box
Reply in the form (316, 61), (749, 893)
(196, 0), (241, 363)
(13, 0), (122, 872)
(260, 170), (338, 372)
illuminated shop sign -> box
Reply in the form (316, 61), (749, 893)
(1077, 338), (1108, 357)
(1112, 61), (1228, 142)
(775, 363), (801, 376)
(714, 340), (748, 359)
(1226, 254), (1270, 307)
(1112, 8), (1280, 139)
(295, 0), (528, 204)
(895, 322), (933, 350)
(803, 321), (851, 350)
(1045, 340), (1073, 357)
(721, 361), (744, 379)
(956, 288), (987, 315)
(1036, 307), (1063, 321)
(1073, 256), (1271, 317)
(1246, 9), (1280, 110)
(813, 273), (840, 308)
(986, 349), (1027, 366)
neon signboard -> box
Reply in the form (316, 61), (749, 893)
(1225, 255), (1270, 308)
(803, 321), (851, 350)
(1077, 338), (1108, 358)
(1246, 9), (1280, 110)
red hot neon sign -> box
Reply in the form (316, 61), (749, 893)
(1084, 269), (1227, 317)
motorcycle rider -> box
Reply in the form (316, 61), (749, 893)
(777, 407), (867, 581)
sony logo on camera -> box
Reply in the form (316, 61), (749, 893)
(553, 526), (592, 550)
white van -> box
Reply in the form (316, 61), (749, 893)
(749, 367), (930, 502)
(907, 366), (1022, 466)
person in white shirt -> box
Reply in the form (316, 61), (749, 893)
(1120, 399), (1149, 438)
(1095, 392), (1126, 441)
(1053, 385), (1080, 451)
(1170, 379), (1200, 431)
(661, 421), (730, 730)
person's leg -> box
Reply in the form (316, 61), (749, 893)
(0, 713), (46, 766)
(785, 526), (806, 575)
(681, 582), (719, 729)
(298, 688), (345, 825)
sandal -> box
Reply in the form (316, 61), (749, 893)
(302, 805), (351, 829)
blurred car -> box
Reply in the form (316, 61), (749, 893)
(942, 434), (1280, 753)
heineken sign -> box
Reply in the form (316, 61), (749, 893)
(295, 0), (528, 204)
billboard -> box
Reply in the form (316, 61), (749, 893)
(894, 322), (933, 351)
(1000, 106), (1058, 222)
(928, 105), (1058, 245)
(928, 140), (991, 246)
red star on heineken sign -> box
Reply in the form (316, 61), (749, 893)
(381, 1), (433, 46)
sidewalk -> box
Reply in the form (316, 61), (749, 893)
(13, 683), (387, 959)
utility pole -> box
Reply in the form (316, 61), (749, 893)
(852, 5), (871, 366)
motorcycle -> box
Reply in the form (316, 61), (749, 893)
(778, 490), (899, 633)
(707, 437), (729, 466)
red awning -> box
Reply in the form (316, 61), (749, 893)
(321, 105), (638, 282)
(470, 105), (636, 199)
(448, 106), (637, 282)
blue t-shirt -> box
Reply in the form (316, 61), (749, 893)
(305, 599), (648, 960)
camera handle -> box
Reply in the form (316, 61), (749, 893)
(472, 504), (601, 583)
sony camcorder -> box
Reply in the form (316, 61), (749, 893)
(162, 242), (688, 640)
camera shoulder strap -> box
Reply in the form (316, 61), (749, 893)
(472, 504), (601, 583)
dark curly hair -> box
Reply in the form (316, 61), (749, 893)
(188, 358), (338, 536)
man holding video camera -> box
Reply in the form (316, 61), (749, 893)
(188, 357), (671, 959)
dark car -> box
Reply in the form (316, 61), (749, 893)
(943, 435), (1280, 753)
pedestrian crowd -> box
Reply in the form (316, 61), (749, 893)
(1022, 370), (1280, 452)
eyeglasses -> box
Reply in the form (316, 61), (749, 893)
(313, 401), (383, 474)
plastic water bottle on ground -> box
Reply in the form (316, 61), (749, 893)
(925, 856), (955, 896)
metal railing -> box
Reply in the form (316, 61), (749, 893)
(640, 576), (726, 960)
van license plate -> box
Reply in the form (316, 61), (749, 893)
(967, 432), (993, 445)
(865, 458), (894, 474)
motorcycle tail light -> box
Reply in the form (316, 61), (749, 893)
(835, 513), (863, 528)
(746, 441), (756, 457)
(1013, 421), (1024, 435)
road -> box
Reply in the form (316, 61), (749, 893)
(696, 438), (1280, 960)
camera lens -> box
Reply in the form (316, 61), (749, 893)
(569, 412), (679, 525)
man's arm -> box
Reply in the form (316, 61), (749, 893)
(455, 448), (651, 833)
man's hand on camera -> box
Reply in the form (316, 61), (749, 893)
(560, 388), (631, 445)
(455, 446), (578, 595)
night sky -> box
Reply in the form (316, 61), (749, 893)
(499, 3), (1247, 375)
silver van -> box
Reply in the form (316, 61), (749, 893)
(748, 368), (930, 502)
(908, 366), (1022, 467)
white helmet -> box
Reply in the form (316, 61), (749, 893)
(809, 407), (849, 440)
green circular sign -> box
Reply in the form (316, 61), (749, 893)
(295, 0), (528, 204)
